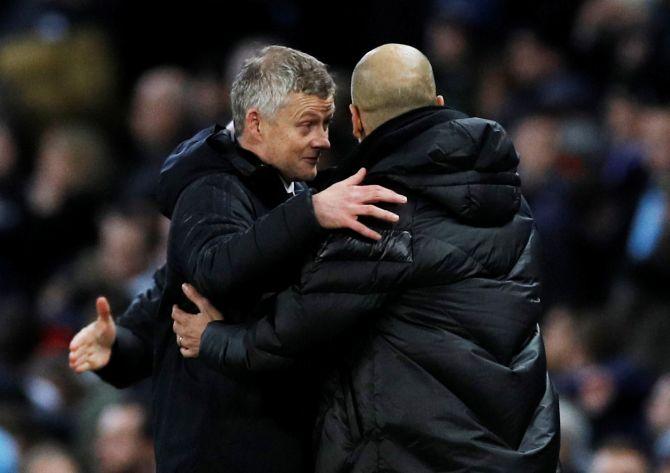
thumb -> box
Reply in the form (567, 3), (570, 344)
(344, 168), (366, 185)
(182, 283), (210, 312)
(96, 297), (112, 323)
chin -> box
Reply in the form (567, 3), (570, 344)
(297, 167), (318, 182)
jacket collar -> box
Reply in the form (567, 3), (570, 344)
(207, 125), (270, 178)
(333, 106), (468, 182)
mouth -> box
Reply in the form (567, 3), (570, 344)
(302, 156), (319, 165)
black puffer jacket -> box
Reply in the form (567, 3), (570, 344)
(97, 125), (324, 473)
(201, 107), (561, 472)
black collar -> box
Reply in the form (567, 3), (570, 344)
(333, 106), (468, 182)
(207, 126), (270, 178)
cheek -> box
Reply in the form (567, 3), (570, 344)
(286, 132), (309, 154)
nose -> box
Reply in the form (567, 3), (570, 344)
(311, 128), (330, 150)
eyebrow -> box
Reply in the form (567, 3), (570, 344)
(298, 108), (335, 120)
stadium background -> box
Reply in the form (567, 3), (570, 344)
(0, 0), (669, 471)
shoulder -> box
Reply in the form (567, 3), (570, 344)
(173, 172), (255, 218)
(180, 172), (251, 201)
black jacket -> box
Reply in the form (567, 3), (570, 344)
(199, 108), (561, 472)
(96, 125), (324, 472)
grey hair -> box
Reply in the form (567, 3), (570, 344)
(230, 45), (336, 135)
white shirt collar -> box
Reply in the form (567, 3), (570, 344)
(278, 174), (295, 195)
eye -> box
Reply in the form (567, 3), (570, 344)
(298, 121), (317, 134)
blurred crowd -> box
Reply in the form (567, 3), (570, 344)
(1, 0), (670, 472)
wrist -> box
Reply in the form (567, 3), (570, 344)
(311, 192), (330, 228)
(311, 192), (325, 227)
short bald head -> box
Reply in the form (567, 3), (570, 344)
(350, 44), (441, 137)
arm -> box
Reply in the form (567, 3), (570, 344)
(170, 174), (323, 299)
(202, 286), (389, 372)
(173, 229), (413, 372)
(69, 265), (166, 388)
(171, 168), (405, 300)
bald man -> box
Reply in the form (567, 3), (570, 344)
(174, 44), (560, 472)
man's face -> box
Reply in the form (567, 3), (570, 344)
(261, 92), (334, 181)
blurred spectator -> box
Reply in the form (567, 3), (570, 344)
(501, 30), (593, 126)
(23, 353), (83, 442)
(182, 37), (275, 131)
(22, 123), (113, 290)
(626, 107), (670, 274)
(645, 0), (670, 102)
(560, 399), (593, 473)
(544, 307), (653, 446)
(589, 438), (650, 473)
(591, 90), (646, 253)
(94, 402), (154, 473)
(0, 121), (34, 365)
(573, 0), (651, 87)
(615, 107), (670, 373)
(0, 427), (18, 473)
(514, 114), (579, 305)
(571, 90), (647, 304)
(0, 121), (21, 249)
(647, 374), (670, 468)
(473, 60), (508, 121)
(425, 16), (476, 113)
(125, 66), (190, 199)
(37, 203), (161, 350)
(0, 0), (118, 131)
(186, 68), (229, 129)
(23, 442), (80, 473)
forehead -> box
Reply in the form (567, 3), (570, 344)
(281, 92), (335, 118)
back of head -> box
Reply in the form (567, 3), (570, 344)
(230, 45), (336, 135)
(351, 44), (437, 132)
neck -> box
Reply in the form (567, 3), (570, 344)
(237, 133), (292, 181)
(237, 133), (265, 161)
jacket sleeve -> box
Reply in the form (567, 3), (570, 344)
(199, 229), (413, 372)
(169, 174), (324, 299)
(94, 265), (165, 388)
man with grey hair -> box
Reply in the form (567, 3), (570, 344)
(69, 45), (406, 472)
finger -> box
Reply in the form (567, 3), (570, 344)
(342, 168), (366, 185)
(71, 345), (88, 362)
(69, 352), (80, 368)
(69, 332), (91, 352)
(180, 347), (196, 358)
(360, 186), (407, 205)
(69, 352), (85, 370)
(358, 205), (399, 223)
(182, 283), (211, 313)
(69, 333), (83, 351)
(172, 319), (183, 336)
(172, 305), (194, 323)
(74, 359), (91, 373)
(348, 220), (382, 241)
(96, 297), (112, 323)
(69, 325), (93, 350)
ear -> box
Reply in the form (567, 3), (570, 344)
(244, 108), (262, 140)
(436, 95), (445, 106)
(349, 104), (365, 142)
